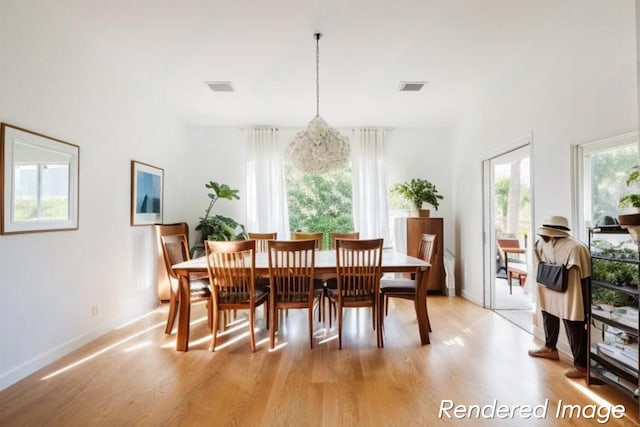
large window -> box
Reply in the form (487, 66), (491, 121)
(285, 164), (353, 248)
(576, 133), (639, 239)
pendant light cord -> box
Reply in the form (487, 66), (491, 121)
(315, 33), (321, 118)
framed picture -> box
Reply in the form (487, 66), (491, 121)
(1, 123), (80, 234)
(130, 160), (163, 226)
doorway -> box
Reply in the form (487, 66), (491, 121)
(483, 140), (535, 333)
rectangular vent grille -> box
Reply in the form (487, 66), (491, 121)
(206, 81), (234, 92)
(399, 81), (426, 92)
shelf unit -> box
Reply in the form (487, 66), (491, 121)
(587, 227), (640, 405)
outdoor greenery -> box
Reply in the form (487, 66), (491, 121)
(390, 178), (443, 211)
(495, 176), (531, 219)
(619, 164), (640, 208)
(592, 287), (638, 307)
(14, 197), (68, 221)
(590, 145), (638, 223)
(285, 163), (353, 248)
(195, 181), (247, 246)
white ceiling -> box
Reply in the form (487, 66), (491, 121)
(68, 0), (566, 128)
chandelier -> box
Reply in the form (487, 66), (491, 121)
(286, 33), (350, 175)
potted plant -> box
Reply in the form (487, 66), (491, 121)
(618, 165), (640, 228)
(192, 181), (247, 255)
(390, 178), (443, 217)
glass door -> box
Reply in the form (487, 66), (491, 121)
(483, 142), (535, 332)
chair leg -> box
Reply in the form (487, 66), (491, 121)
(206, 301), (213, 331)
(249, 308), (256, 353)
(338, 305), (343, 350)
(308, 303), (314, 349)
(269, 301), (277, 350)
(425, 296), (432, 333)
(210, 306), (219, 352)
(378, 293), (384, 348)
(384, 295), (389, 316)
(165, 292), (178, 334)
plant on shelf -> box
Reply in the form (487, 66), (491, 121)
(390, 178), (443, 217)
(194, 181), (247, 251)
(619, 165), (640, 209)
(618, 165), (640, 231)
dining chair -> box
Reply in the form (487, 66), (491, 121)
(160, 234), (212, 334)
(205, 239), (269, 352)
(378, 233), (435, 346)
(326, 238), (384, 349)
(154, 222), (190, 302)
(291, 231), (326, 320)
(267, 239), (317, 349)
(248, 232), (277, 252)
(323, 231), (360, 326)
(290, 231), (324, 250)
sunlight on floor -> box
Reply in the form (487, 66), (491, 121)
(41, 321), (166, 380)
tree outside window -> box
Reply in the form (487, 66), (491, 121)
(285, 164), (354, 248)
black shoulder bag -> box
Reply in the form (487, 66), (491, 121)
(535, 247), (568, 292)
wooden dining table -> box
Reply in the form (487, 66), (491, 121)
(172, 249), (431, 351)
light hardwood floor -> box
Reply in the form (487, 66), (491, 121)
(1, 296), (638, 426)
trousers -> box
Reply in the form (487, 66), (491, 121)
(541, 277), (589, 368)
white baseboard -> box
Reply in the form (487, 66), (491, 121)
(0, 306), (154, 391)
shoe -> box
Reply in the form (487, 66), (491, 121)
(564, 367), (587, 379)
(528, 346), (560, 360)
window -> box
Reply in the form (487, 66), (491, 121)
(575, 132), (639, 239)
(14, 163), (70, 221)
(1, 123), (79, 234)
(285, 163), (353, 248)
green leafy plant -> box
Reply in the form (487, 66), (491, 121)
(619, 165), (640, 208)
(195, 181), (247, 245)
(390, 178), (443, 211)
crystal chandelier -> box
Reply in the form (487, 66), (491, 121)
(286, 33), (350, 175)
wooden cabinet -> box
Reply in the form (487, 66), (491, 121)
(407, 217), (444, 292)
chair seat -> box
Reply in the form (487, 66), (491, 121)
(219, 288), (268, 304)
(380, 278), (416, 294)
(326, 288), (376, 302)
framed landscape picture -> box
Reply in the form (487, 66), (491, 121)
(130, 160), (163, 226)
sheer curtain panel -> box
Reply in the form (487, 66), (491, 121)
(351, 128), (390, 244)
(246, 128), (290, 239)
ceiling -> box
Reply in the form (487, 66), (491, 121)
(66, 0), (566, 128)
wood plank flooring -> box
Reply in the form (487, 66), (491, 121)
(1, 296), (638, 426)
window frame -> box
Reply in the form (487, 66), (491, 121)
(572, 131), (639, 241)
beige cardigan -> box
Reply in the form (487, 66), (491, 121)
(534, 236), (591, 321)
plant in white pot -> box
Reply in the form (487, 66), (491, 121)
(390, 178), (443, 217)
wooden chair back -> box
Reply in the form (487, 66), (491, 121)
(335, 238), (383, 302)
(154, 222), (189, 301)
(291, 231), (324, 250)
(417, 234), (437, 264)
(248, 232), (277, 252)
(205, 240), (257, 305)
(328, 231), (360, 249)
(268, 240), (316, 304)
(160, 234), (191, 281)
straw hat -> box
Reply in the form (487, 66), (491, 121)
(537, 215), (571, 237)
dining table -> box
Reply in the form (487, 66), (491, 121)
(172, 249), (431, 351)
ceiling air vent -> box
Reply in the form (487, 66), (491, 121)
(206, 81), (234, 92)
(399, 81), (426, 92)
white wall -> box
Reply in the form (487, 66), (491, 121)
(452, 0), (638, 311)
(0, 2), (188, 389)
(182, 126), (455, 250)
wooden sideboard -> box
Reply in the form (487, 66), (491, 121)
(407, 217), (444, 292)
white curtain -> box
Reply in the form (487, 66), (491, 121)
(351, 128), (390, 244)
(246, 128), (290, 239)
